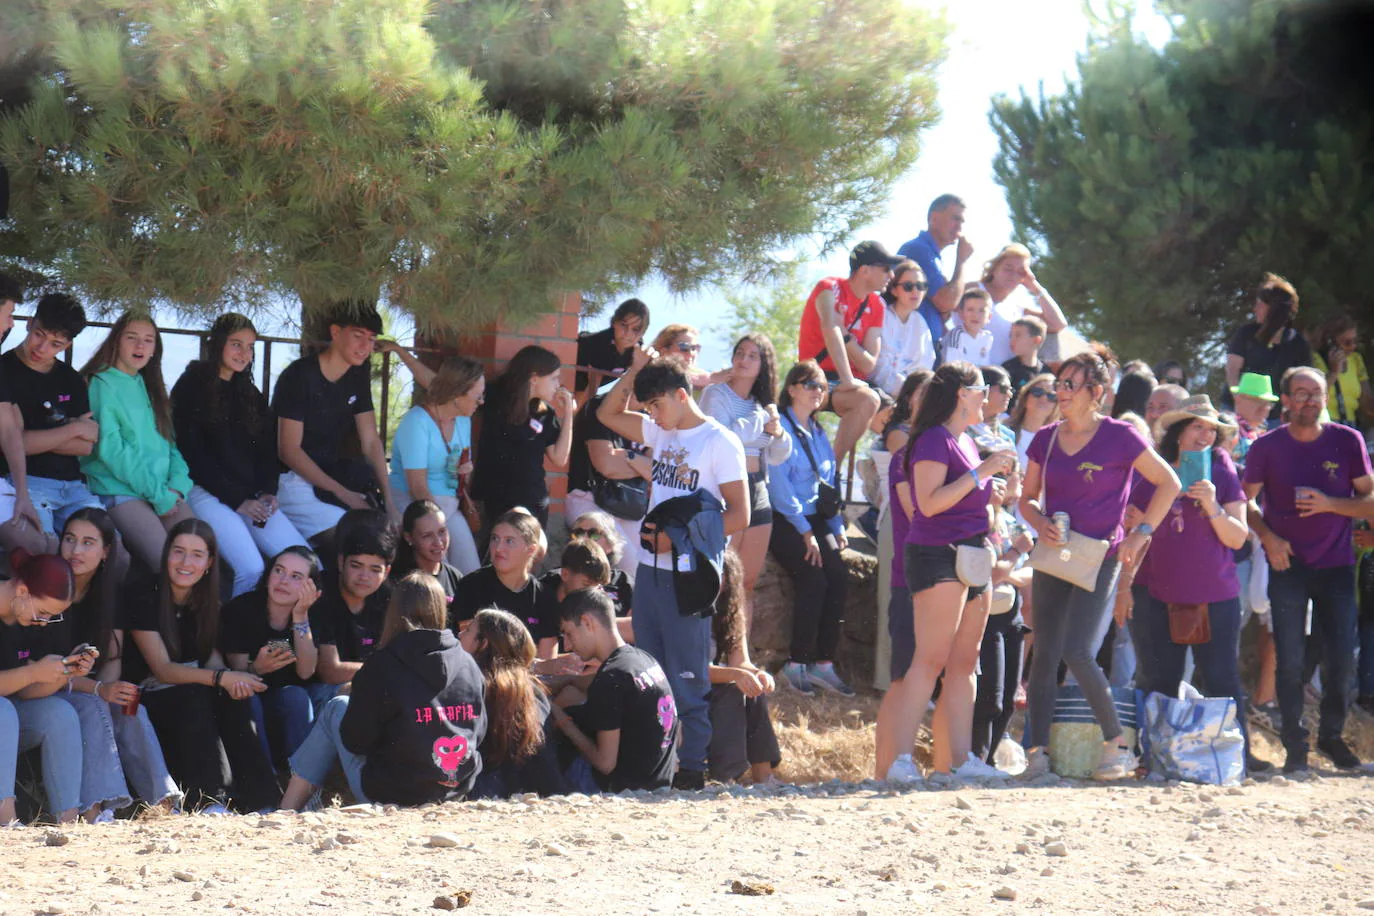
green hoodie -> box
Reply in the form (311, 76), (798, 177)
(80, 367), (193, 515)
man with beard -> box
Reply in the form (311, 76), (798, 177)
(1243, 367), (1374, 773)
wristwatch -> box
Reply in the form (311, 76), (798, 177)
(1134, 523), (1154, 537)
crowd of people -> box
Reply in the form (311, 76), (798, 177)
(0, 190), (1371, 823)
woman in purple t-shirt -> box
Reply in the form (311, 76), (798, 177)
(1020, 348), (1180, 781)
(879, 363), (1018, 785)
(1127, 397), (1262, 771)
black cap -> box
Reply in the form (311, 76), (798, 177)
(849, 240), (903, 272)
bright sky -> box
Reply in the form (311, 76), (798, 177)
(624, 0), (1172, 370)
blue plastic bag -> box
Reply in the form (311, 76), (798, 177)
(1141, 684), (1244, 786)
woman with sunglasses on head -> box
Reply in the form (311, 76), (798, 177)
(881, 363), (1017, 783)
(124, 518), (280, 813)
(388, 357), (486, 574)
(471, 346), (575, 531)
(1019, 346), (1180, 781)
(171, 313), (310, 598)
(0, 550), (95, 824)
(700, 333), (791, 632)
(650, 324), (730, 390)
(1007, 373), (1060, 473)
(768, 361), (853, 698)
(57, 508), (182, 816)
(870, 259), (936, 397)
(563, 511), (633, 615)
(391, 500), (463, 600)
(451, 508), (561, 661)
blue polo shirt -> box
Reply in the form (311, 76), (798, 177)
(897, 229), (951, 361)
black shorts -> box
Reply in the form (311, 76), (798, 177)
(747, 470), (773, 528)
(903, 536), (990, 598)
(887, 584), (915, 682)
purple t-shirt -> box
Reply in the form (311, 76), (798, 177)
(1026, 418), (1150, 554)
(1243, 423), (1374, 569)
(888, 452), (910, 589)
(904, 426), (992, 546)
(1145, 450), (1245, 604)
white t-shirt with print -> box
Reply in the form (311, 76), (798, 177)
(940, 325), (995, 367)
(639, 416), (746, 517)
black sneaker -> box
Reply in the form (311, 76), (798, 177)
(672, 769), (705, 791)
(1283, 748), (1309, 774)
(1357, 695), (1374, 716)
(1316, 737), (1362, 770)
(1245, 753), (1273, 774)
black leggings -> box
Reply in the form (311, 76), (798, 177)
(769, 515), (847, 663)
(142, 684), (281, 813)
(973, 605), (1027, 764)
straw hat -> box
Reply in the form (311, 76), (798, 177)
(1153, 394), (1238, 443)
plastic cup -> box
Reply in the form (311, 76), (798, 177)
(122, 686), (141, 717)
(1295, 486), (1319, 502)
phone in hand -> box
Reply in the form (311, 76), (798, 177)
(70, 643), (100, 660)
(266, 638), (293, 655)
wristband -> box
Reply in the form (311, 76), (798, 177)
(968, 468), (981, 488)
(292, 621), (312, 637)
(1205, 506), (1224, 520)
(213, 669), (225, 690)
(93, 681), (103, 701)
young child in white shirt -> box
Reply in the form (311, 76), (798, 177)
(941, 288), (994, 367)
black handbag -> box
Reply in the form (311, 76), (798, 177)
(593, 475), (650, 521)
(784, 413), (842, 520)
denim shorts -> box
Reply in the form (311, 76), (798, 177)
(903, 535), (990, 598)
(747, 470), (773, 528)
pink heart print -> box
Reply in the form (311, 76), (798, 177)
(432, 735), (469, 785)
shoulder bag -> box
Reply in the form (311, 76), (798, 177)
(784, 413), (842, 519)
(592, 439), (650, 522)
(1027, 423), (1111, 592)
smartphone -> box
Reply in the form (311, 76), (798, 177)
(266, 638), (293, 654)
(70, 643), (99, 658)
(1177, 449), (1211, 491)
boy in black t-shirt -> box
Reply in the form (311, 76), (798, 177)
(311, 526), (396, 686)
(273, 303), (400, 545)
(550, 588), (678, 792)
(1001, 315), (1050, 405)
(0, 280), (57, 554)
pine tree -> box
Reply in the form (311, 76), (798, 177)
(989, 0), (1374, 373)
(0, 0), (947, 332)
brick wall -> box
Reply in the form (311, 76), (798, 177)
(424, 293), (583, 522)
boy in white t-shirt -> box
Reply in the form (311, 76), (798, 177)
(941, 288), (995, 367)
(598, 349), (748, 790)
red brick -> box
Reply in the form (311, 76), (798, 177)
(520, 312), (562, 338)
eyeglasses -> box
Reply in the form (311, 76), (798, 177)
(1053, 378), (1081, 392)
(570, 527), (607, 540)
(964, 384), (989, 393)
(897, 281), (928, 292)
(1027, 388), (1058, 403)
(800, 380), (827, 392)
(1288, 390), (1324, 403)
(675, 343), (702, 354)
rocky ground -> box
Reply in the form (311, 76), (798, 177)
(5, 768), (1374, 916)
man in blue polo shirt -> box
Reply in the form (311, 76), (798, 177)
(897, 194), (973, 364)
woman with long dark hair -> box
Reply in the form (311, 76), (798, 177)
(462, 608), (564, 798)
(700, 333), (790, 631)
(279, 573), (487, 808)
(388, 356), (486, 573)
(59, 509), (181, 817)
(471, 346), (575, 529)
(391, 499), (462, 598)
(124, 518), (280, 813)
(767, 361), (852, 697)
(1007, 372), (1059, 472)
(451, 508), (561, 660)
(79, 311), (195, 574)
(871, 260), (935, 396)
(1312, 312), (1373, 426)
(708, 549), (781, 784)
(879, 362), (1016, 783)
(1019, 348), (1180, 781)
(172, 313), (309, 597)
(1111, 369), (1156, 422)
(1224, 273), (1310, 422)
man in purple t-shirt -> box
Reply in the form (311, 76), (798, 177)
(1242, 367), (1374, 773)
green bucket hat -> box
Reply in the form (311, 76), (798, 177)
(1230, 372), (1279, 402)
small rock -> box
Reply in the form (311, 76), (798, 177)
(1185, 830), (1201, 842)
(43, 830), (69, 847)
(1203, 807), (1224, 818)
(1270, 775), (1289, 787)
(1041, 867), (1054, 877)
(1044, 842), (1068, 857)
(173, 871), (195, 882)
(1226, 787), (1245, 796)
(610, 832), (626, 841)
(334, 832), (359, 845)
(37, 905), (64, 915)
(1356, 901), (1374, 911)
(1015, 843), (1031, 854)
(1149, 795), (1161, 805)
(432, 891), (473, 910)
(191, 892), (204, 902)
(315, 836), (339, 851)
(955, 796), (975, 811)
(729, 880), (774, 897)
(993, 885), (1018, 901)
(428, 833), (462, 849)
(544, 843), (567, 857)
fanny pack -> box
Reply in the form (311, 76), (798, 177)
(952, 540), (995, 589)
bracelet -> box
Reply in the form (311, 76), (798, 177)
(212, 669), (225, 690)
(1205, 506), (1225, 520)
(292, 621), (311, 637)
(968, 467), (982, 488)
(93, 681), (103, 701)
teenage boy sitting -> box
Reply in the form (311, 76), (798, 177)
(274, 303), (400, 548)
(0, 290), (92, 554)
(1001, 315), (1050, 402)
(311, 525), (396, 688)
(550, 587), (679, 792)
(941, 288), (994, 367)
(598, 349), (747, 790)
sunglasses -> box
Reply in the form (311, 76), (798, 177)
(897, 280), (929, 292)
(570, 527), (607, 540)
(1053, 378), (1082, 392)
(800, 380), (827, 392)
(964, 384), (989, 393)
(1027, 388), (1058, 403)
(675, 343), (702, 354)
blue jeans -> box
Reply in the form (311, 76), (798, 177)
(99, 697), (181, 807)
(0, 697), (17, 806)
(22, 476), (103, 535)
(60, 692), (133, 812)
(634, 561), (711, 773)
(1269, 560), (1357, 752)
(13, 696), (83, 815)
(288, 696), (367, 802)
(251, 685), (316, 762)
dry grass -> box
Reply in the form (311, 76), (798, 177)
(769, 688), (881, 784)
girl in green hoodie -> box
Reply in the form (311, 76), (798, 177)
(79, 312), (195, 573)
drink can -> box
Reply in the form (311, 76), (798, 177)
(1052, 512), (1070, 542)
(122, 686), (141, 717)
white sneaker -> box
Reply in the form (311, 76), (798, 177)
(199, 803), (232, 817)
(885, 754), (923, 785)
(953, 754), (1010, 781)
(1093, 745), (1138, 781)
(91, 809), (116, 825)
(1023, 746), (1051, 779)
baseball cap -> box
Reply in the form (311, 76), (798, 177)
(849, 241), (904, 272)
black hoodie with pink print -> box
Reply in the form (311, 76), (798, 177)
(339, 628), (488, 806)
